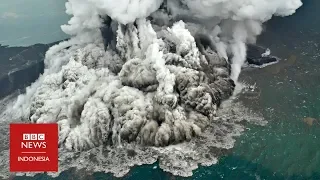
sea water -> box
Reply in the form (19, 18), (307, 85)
(0, 0), (69, 47)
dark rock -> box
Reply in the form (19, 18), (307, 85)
(246, 44), (278, 66)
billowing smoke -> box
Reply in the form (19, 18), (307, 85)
(163, 0), (302, 80)
(57, 0), (302, 80)
(6, 0), (302, 177)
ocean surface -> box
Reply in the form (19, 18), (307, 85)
(0, 0), (69, 47)
(6, 0), (320, 179)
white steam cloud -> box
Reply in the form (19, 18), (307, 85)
(4, 0), (302, 178)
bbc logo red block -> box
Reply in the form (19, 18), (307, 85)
(10, 124), (58, 172)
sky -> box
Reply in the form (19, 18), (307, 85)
(0, 0), (70, 47)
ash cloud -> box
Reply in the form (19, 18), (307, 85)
(21, 20), (234, 150)
(6, 0), (302, 177)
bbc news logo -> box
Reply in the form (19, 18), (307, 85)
(10, 124), (58, 172)
(23, 133), (45, 140)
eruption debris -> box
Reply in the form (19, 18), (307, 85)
(5, 0), (302, 177)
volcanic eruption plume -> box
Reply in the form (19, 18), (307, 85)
(5, 0), (302, 177)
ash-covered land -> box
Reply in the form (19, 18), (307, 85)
(0, 0), (302, 178)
